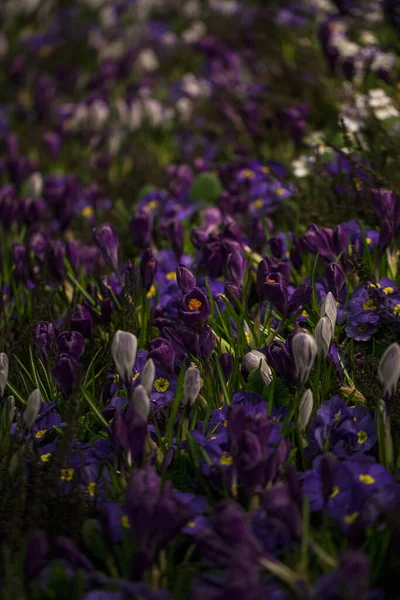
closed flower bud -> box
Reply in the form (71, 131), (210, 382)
(92, 223), (119, 272)
(298, 389), (313, 431)
(0, 352), (9, 399)
(315, 316), (333, 358)
(227, 251), (244, 287)
(243, 350), (272, 385)
(53, 354), (80, 395)
(177, 265), (196, 294)
(133, 385), (150, 421)
(378, 342), (400, 399)
(141, 358), (155, 394)
(33, 321), (55, 362)
(183, 367), (202, 408)
(129, 208), (153, 247)
(140, 248), (157, 292)
(55, 331), (85, 360)
(292, 331), (318, 386)
(169, 220), (184, 260)
(323, 262), (345, 299)
(71, 304), (93, 338)
(199, 327), (216, 360)
(7, 396), (15, 421)
(23, 388), (41, 430)
(256, 259), (270, 300)
(148, 338), (175, 372)
(219, 353), (233, 381)
(320, 291), (337, 331)
(112, 330), (138, 383)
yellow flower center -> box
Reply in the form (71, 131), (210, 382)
(121, 515), (130, 528)
(147, 285), (156, 299)
(188, 298), (202, 310)
(267, 277), (276, 283)
(166, 271), (177, 280)
(366, 237), (372, 245)
(261, 166), (270, 174)
(302, 310), (309, 318)
(353, 178), (362, 191)
(275, 187), (286, 197)
(330, 486), (340, 499)
(132, 372), (140, 382)
(186, 520), (197, 528)
(39, 45), (53, 58)
(81, 206), (94, 219)
(394, 304), (400, 316)
(60, 468), (74, 482)
(250, 199), (264, 210)
(383, 287), (394, 294)
(358, 324), (368, 332)
(359, 474), (375, 485)
(344, 512), (359, 525)
(35, 429), (47, 439)
(240, 169), (255, 180)
(87, 482), (97, 496)
(362, 299), (377, 311)
(357, 430), (368, 444)
(147, 200), (159, 210)
(220, 453), (233, 465)
(40, 453), (52, 462)
(154, 377), (170, 393)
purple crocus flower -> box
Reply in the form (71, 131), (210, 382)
(71, 304), (93, 338)
(33, 321), (55, 362)
(53, 353), (80, 396)
(124, 465), (194, 578)
(55, 331), (86, 360)
(93, 223), (119, 273)
(178, 287), (211, 325)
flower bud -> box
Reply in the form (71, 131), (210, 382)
(298, 389), (313, 431)
(53, 354), (79, 395)
(71, 304), (93, 339)
(33, 321), (55, 362)
(227, 251), (244, 287)
(0, 352), (9, 399)
(141, 358), (155, 394)
(323, 262), (345, 299)
(320, 291), (337, 331)
(177, 265), (196, 294)
(378, 342), (400, 399)
(55, 331), (86, 360)
(112, 330), (138, 383)
(7, 396), (15, 421)
(183, 366), (202, 408)
(219, 353), (233, 381)
(314, 316), (333, 358)
(132, 385), (150, 421)
(23, 389), (41, 430)
(243, 350), (272, 385)
(92, 223), (119, 272)
(140, 248), (157, 292)
(292, 331), (318, 386)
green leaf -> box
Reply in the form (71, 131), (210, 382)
(245, 368), (264, 395)
(189, 173), (222, 204)
(82, 519), (107, 560)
